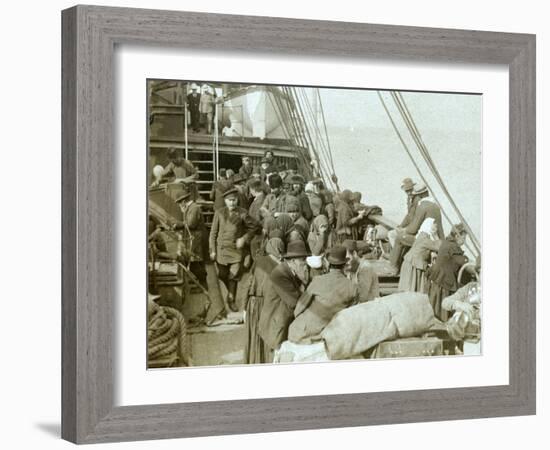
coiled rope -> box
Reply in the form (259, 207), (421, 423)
(148, 299), (190, 367)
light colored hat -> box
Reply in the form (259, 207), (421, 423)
(412, 183), (429, 196)
(401, 177), (416, 191)
(306, 255), (323, 269)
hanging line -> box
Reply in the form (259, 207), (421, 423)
(377, 91), (478, 258)
(295, 88), (337, 186)
(287, 87), (335, 190)
(392, 91), (481, 254)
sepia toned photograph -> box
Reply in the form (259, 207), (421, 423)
(147, 80), (481, 369)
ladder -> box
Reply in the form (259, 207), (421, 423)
(187, 142), (216, 226)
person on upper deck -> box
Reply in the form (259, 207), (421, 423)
(199, 85), (215, 134)
(186, 84), (201, 132)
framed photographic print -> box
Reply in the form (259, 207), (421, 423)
(62, 5), (536, 444)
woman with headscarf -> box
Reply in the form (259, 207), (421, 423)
(244, 236), (285, 364)
(307, 214), (331, 256)
(427, 223), (469, 320)
(397, 217), (441, 293)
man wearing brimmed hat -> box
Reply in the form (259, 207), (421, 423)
(173, 188), (208, 288)
(288, 246), (357, 345)
(231, 173), (251, 209)
(187, 83), (201, 132)
(209, 187), (259, 312)
(387, 177), (419, 249)
(258, 240), (310, 352)
(388, 183), (444, 274)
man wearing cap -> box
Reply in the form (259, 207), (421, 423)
(288, 246), (357, 345)
(232, 173), (251, 210)
(209, 188), (259, 311)
(209, 169), (234, 211)
(173, 188), (208, 288)
(258, 241), (310, 352)
(285, 198), (309, 244)
(388, 183), (444, 273)
(388, 178), (418, 248)
(186, 84), (201, 132)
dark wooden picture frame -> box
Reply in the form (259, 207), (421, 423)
(62, 5), (536, 444)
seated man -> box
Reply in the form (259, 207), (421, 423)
(157, 147), (199, 199)
(342, 240), (380, 303)
(288, 246), (357, 344)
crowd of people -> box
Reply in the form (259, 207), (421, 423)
(149, 148), (480, 364)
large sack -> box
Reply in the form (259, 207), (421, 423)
(321, 292), (435, 360)
(383, 292), (435, 337)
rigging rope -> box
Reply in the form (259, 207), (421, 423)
(286, 87), (332, 189)
(289, 87), (336, 190)
(275, 87), (315, 177)
(295, 88), (338, 183)
(377, 91), (478, 258)
(316, 89), (338, 180)
(391, 92), (481, 254)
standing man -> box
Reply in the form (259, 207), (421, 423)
(388, 177), (419, 248)
(173, 188), (208, 288)
(388, 183), (444, 274)
(187, 83), (201, 132)
(209, 188), (258, 312)
(199, 85), (215, 134)
(288, 246), (357, 344)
